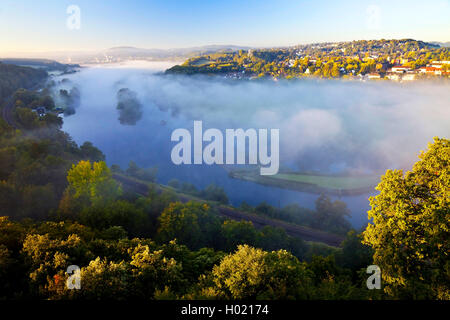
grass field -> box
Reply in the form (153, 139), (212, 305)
(271, 173), (380, 190)
(191, 58), (213, 66)
(227, 168), (380, 195)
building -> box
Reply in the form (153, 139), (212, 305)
(431, 60), (450, 65)
(367, 73), (381, 80)
(391, 66), (411, 73)
(419, 67), (442, 75)
(431, 63), (443, 69)
(429, 61), (450, 69)
(32, 106), (47, 117)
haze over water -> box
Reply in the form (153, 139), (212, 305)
(56, 61), (450, 229)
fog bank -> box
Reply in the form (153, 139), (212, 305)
(57, 62), (449, 174)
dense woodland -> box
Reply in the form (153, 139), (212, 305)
(166, 39), (450, 79)
(0, 63), (448, 300)
(0, 63), (47, 99)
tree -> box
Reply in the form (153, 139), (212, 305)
(125, 160), (157, 182)
(59, 161), (122, 215)
(80, 142), (105, 162)
(331, 64), (341, 78)
(116, 88), (143, 125)
(21, 184), (58, 220)
(157, 201), (220, 249)
(78, 200), (147, 237)
(22, 233), (85, 296)
(210, 245), (313, 299)
(336, 230), (373, 274)
(220, 220), (258, 251)
(306, 255), (364, 299)
(313, 194), (351, 234)
(167, 179), (180, 189)
(130, 244), (185, 298)
(48, 257), (132, 300)
(126, 161), (139, 177)
(363, 137), (449, 299)
(200, 184), (229, 204)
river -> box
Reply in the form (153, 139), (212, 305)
(55, 61), (450, 229)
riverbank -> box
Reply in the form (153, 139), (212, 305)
(227, 169), (379, 196)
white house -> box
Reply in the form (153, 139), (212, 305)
(402, 74), (416, 81)
(391, 66), (411, 73)
(367, 73), (381, 80)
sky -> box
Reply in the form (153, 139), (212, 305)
(0, 0), (449, 54)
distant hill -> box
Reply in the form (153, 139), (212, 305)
(4, 39), (446, 65)
(92, 45), (252, 63)
(0, 45), (253, 64)
(430, 41), (450, 48)
(0, 58), (79, 71)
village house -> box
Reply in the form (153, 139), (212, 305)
(32, 106), (47, 117)
(431, 60), (450, 66)
(419, 67), (443, 75)
(367, 73), (381, 80)
(430, 62), (443, 69)
(391, 66), (411, 73)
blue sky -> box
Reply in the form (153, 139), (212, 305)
(0, 0), (449, 53)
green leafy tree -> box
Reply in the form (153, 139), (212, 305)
(336, 230), (373, 274)
(210, 245), (314, 299)
(59, 161), (122, 216)
(78, 200), (147, 237)
(313, 194), (351, 234)
(157, 202), (220, 249)
(363, 137), (449, 299)
(130, 244), (185, 298)
(200, 184), (229, 204)
(220, 220), (258, 251)
(79, 142), (105, 162)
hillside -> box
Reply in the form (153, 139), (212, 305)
(0, 62), (47, 99)
(0, 58), (79, 72)
(166, 39), (450, 80)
